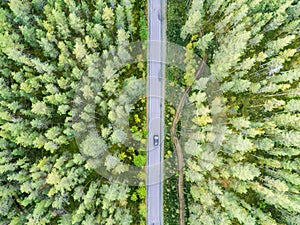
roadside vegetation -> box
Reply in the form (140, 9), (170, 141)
(163, 1), (187, 224)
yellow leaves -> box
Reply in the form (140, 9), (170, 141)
(165, 150), (172, 159)
(43, 21), (55, 33)
(193, 115), (212, 126)
(191, 34), (198, 41)
(169, 107), (175, 115)
(37, 157), (47, 169)
(259, 158), (282, 169)
(186, 42), (193, 50)
(184, 72), (195, 86)
(280, 48), (297, 61)
(183, 44), (198, 86)
(119, 152), (127, 160)
(256, 52), (267, 62)
(140, 97), (146, 103)
(130, 192), (138, 201)
(119, 199), (128, 207)
(137, 54), (143, 62)
(247, 128), (265, 137)
(138, 62), (145, 73)
(138, 202), (146, 217)
(278, 83), (291, 91)
(134, 114), (141, 123)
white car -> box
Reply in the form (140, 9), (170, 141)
(153, 135), (159, 146)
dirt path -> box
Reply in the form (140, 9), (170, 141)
(170, 55), (208, 225)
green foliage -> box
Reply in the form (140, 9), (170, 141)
(80, 131), (107, 157)
(133, 154), (146, 166)
(180, 0), (205, 40)
(231, 163), (261, 181)
(138, 9), (148, 41)
(0, 0), (146, 224)
(177, 0), (300, 224)
(167, 0), (187, 45)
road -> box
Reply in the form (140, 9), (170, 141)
(147, 0), (166, 224)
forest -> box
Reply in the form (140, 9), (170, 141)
(0, 0), (299, 225)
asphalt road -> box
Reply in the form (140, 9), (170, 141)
(147, 0), (166, 224)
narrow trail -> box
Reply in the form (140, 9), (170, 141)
(170, 55), (208, 225)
